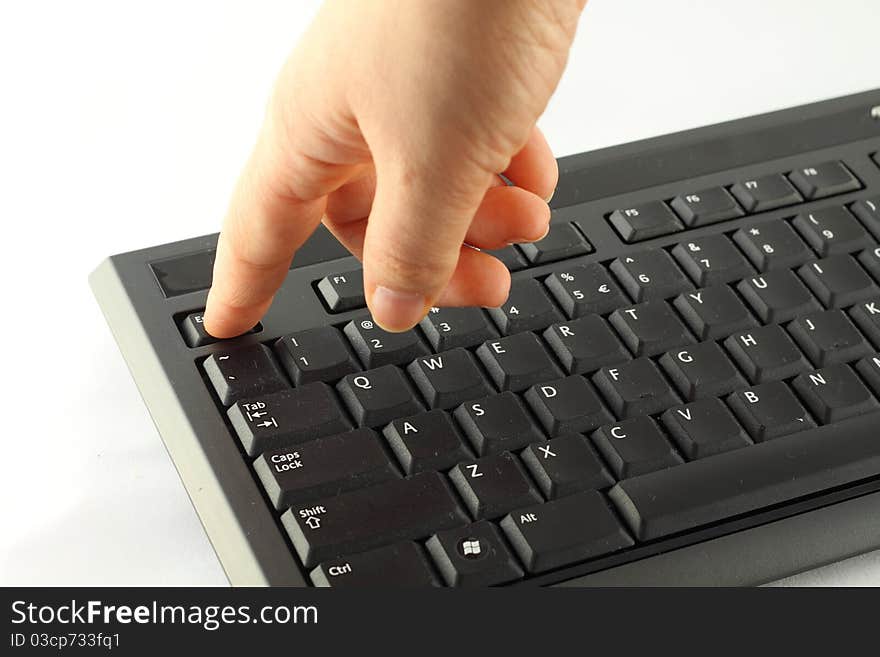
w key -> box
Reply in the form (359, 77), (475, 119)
(407, 348), (492, 409)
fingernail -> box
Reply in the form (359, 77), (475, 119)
(509, 224), (550, 245)
(544, 189), (555, 204)
(370, 286), (427, 332)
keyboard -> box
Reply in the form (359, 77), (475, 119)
(92, 89), (880, 587)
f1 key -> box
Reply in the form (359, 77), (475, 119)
(317, 270), (365, 312)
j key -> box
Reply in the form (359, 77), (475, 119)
(487, 278), (563, 334)
(282, 471), (468, 568)
(610, 250), (694, 301)
(850, 198), (880, 239)
(609, 300), (694, 357)
(671, 234), (755, 287)
(228, 384), (353, 456)
(337, 365), (424, 427)
(521, 434), (615, 499)
(607, 201), (683, 243)
(543, 316), (631, 374)
(591, 417), (682, 479)
(454, 392), (544, 455)
(658, 341), (747, 400)
(727, 381), (816, 442)
(344, 317), (428, 368)
(317, 269), (365, 312)
(486, 245), (528, 271)
(420, 306), (498, 351)
(544, 263), (631, 318)
(791, 206), (873, 256)
(500, 491), (634, 574)
(733, 220), (813, 271)
(724, 325), (812, 384)
(407, 348), (492, 409)
(660, 398), (751, 460)
(311, 541), (441, 588)
(592, 358), (681, 418)
(180, 312), (257, 347)
(798, 255), (879, 308)
(274, 327), (360, 385)
(476, 332), (561, 392)
(519, 222), (592, 264)
(426, 521), (524, 587)
(737, 270), (822, 323)
(729, 174), (803, 213)
(450, 452), (543, 520)
(254, 428), (399, 510)
(204, 344), (289, 406)
(524, 375), (614, 436)
(855, 354), (880, 397)
(673, 286), (758, 340)
(670, 186), (744, 227)
(849, 299), (880, 347)
(792, 364), (880, 424)
(383, 410), (473, 474)
(857, 245), (880, 281)
(788, 161), (861, 200)
(788, 310), (873, 367)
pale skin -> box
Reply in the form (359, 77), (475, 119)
(204, 0), (587, 337)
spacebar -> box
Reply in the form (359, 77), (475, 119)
(608, 417), (880, 541)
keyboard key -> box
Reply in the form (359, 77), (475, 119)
(792, 206), (873, 256)
(798, 255), (879, 308)
(487, 278), (563, 334)
(450, 451), (543, 520)
(419, 306), (498, 351)
(407, 348), (492, 409)
(337, 365), (424, 427)
(729, 174), (803, 213)
(850, 198), (880, 239)
(733, 220), (813, 271)
(849, 299), (880, 347)
(737, 270), (822, 323)
(591, 417), (682, 478)
(543, 316), (631, 374)
(855, 354), (880, 396)
(606, 201), (683, 242)
(670, 187), (744, 227)
(274, 326), (360, 385)
(671, 234), (755, 287)
(521, 434), (615, 499)
(500, 491), (634, 574)
(857, 245), (880, 282)
(383, 410), (473, 474)
(180, 311), (257, 347)
(608, 300), (694, 357)
(344, 317), (428, 368)
(519, 222), (592, 264)
(724, 324), (812, 384)
(788, 161), (861, 200)
(792, 364), (880, 424)
(592, 358), (681, 418)
(660, 398), (751, 460)
(317, 269), (365, 312)
(454, 391), (544, 455)
(673, 285), (758, 340)
(524, 375), (614, 436)
(610, 250), (694, 301)
(727, 381), (816, 441)
(787, 309), (873, 367)
(476, 332), (561, 392)
(204, 344), (288, 405)
(311, 541), (441, 587)
(658, 341), (747, 400)
(486, 245), (527, 271)
(544, 263), (630, 318)
(425, 521), (524, 587)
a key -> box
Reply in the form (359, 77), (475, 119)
(228, 384), (353, 456)
(670, 186), (744, 227)
(849, 299), (880, 348)
(737, 270), (822, 323)
(729, 174), (803, 213)
(454, 392), (544, 455)
(592, 358), (681, 418)
(204, 344), (289, 405)
(610, 250), (694, 301)
(590, 417), (682, 478)
(727, 381), (816, 442)
(311, 541), (441, 587)
(519, 222), (592, 264)
(282, 472), (468, 568)
(449, 451), (543, 520)
(544, 263), (631, 318)
(407, 348), (492, 409)
(486, 245), (528, 271)
(606, 201), (683, 243)
(608, 300), (694, 357)
(382, 410), (473, 474)
(857, 245), (880, 282)
(787, 309), (873, 367)
(733, 220), (813, 271)
(673, 285), (758, 340)
(316, 269), (365, 312)
(344, 317), (428, 368)
(521, 434), (615, 499)
(425, 521), (524, 587)
(658, 341), (747, 400)
(337, 365), (424, 427)
(792, 364), (880, 424)
(671, 233), (755, 287)
(500, 491), (634, 574)
(850, 198), (880, 239)
(723, 324), (812, 384)
(855, 354), (880, 397)
(476, 332), (562, 392)
(274, 327), (360, 385)
(524, 375), (614, 436)
(254, 428), (399, 510)
(543, 316), (631, 374)
(419, 306), (498, 351)
(788, 161), (861, 200)
(798, 255), (879, 308)
(660, 398), (751, 460)
(792, 206), (873, 256)
(487, 278), (563, 334)
(180, 311), (257, 347)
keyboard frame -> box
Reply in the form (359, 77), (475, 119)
(91, 88), (880, 586)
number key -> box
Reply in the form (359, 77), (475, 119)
(610, 250), (694, 301)
(792, 206), (873, 256)
(344, 317), (428, 368)
(487, 278), (562, 334)
(274, 326), (360, 384)
(419, 306), (498, 351)
(544, 263), (630, 318)
(733, 220), (813, 271)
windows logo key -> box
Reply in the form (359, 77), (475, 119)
(459, 538), (483, 559)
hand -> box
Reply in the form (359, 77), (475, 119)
(204, 0), (586, 336)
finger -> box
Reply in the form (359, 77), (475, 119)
(434, 247), (511, 307)
(502, 125), (558, 202)
(463, 185), (551, 250)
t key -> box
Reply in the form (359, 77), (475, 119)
(609, 300), (694, 357)
(610, 250), (694, 301)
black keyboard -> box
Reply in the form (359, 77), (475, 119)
(92, 89), (880, 586)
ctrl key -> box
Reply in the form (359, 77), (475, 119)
(311, 541), (441, 587)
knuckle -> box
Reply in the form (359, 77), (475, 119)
(370, 247), (457, 291)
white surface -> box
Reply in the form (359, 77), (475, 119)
(1, 0), (879, 586)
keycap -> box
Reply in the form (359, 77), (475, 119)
(454, 392), (544, 455)
(228, 384), (353, 456)
(274, 326), (360, 385)
(500, 491), (634, 574)
(521, 434), (615, 499)
(608, 300), (694, 357)
(180, 311), (258, 347)
(449, 452), (543, 520)
(788, 161), (861, 200)
(476, 332), (561, 392)
(607, 201), (683, 243)
(524, 375), (614, 436)
(311, 541), (442, 587)
(671, 233), (755, 287)
(592, 358), (681, 418)
(727, 381), (816, 441)
(608, 418), (880, 541)
(282, 472), (468, 568)
(407, 348), (492, 409)
(337, 365), (424, 427)
(733, 220), (813, 271)
(610, 250), (694, 301)
(486, 245), (528, 271)
(382, 410), (473, 474)
(787, 309), (873, 367)
(874, 153), (880, 169)
(419, 306), (498, 351)
(855, 354), (880, 396)
(856, 245), (880, 282)
(792, 364), (879, 424)
(591, 417), (682, 478)
(798, 255), (879, 308)
(254, 428), (399, 510)
(724, 325), (812, 384)
(658, 341), (747, 400)
(849, 299), (880, 347)
(426, 521), (524, 587)
(673, 285), (758, 340)
(487, 278), (563, 334)
(344, 317), (428, 368)
(670, 187), (744, 227)
(791, 206), (873, 256)
(519, 222), (592, 264)
(660, 398), (751, 460)
(737, 270), (822, 323)
(544, 263), (630, 318)
(543, 316), (631, 374)
(729, 174), (803, 213)
(850, 198), (880, 239)
(317, 269), (365, 312)
(204, 344), (289, 405)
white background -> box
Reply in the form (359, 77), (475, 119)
(1, 0), (879, 585)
